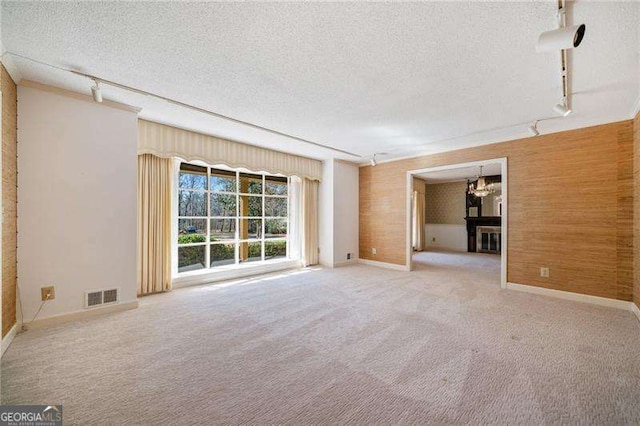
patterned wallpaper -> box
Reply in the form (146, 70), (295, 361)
(425, 181), (467, 225)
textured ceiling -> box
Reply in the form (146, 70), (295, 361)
(415, 163), (502, 183)
(2, 1), (639, 163)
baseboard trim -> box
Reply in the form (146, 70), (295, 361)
(25, 300), (139, 331)
(358, 258), (410, 271)
(1, 323), (18, 357)
(423, 246), (468, 253)
(506, 282), (634, 312)
(334, 259), (358, 267)
(631, 302), (640, 323)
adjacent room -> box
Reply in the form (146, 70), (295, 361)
(0, 1), (639, 424)
(411, 162), (504, 288)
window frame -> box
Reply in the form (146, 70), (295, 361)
(177, 164), (290, 274)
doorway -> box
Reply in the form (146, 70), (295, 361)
(405, 158), (507, 288)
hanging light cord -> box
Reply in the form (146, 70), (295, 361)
(23, 294), (51, 331)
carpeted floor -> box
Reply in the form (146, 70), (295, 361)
(3, 250), (640, 424)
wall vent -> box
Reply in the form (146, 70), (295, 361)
(103, 289), (118, 304)
(85, 288), (120, 309)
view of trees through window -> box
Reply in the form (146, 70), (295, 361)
(177, 163), (289, 273)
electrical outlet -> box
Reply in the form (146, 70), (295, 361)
(372, 247), (377, 255)
(432, 237), (436, 242)
(540, 267), (549, 278)
(41, 286), (56, 301)
(347, 253), (352, 260)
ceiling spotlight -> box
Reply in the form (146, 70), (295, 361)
(528, 121), (540, 137)
(553, 100), (572, 117)
(91, 79), (103, 103)
(536, 24), (586, 53)
(370, 154), (377, 167)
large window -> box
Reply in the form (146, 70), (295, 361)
(177, 163), (290, 273)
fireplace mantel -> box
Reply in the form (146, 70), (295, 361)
(465, 216), (501, 252)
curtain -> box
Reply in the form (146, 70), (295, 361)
(289, 176), (302, 261)
(137, 154), (173, 295)
(412, 190), (426, 251)
(301, 178), (319, 266)
(138, 120), (322, 181)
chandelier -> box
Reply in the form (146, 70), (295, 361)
(468, 166), (495, 197)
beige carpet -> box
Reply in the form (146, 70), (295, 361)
(3, 250), (640, 424)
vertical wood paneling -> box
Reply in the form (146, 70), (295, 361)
(634, 111), (640, 308)
(2, 65), (18, 336)
(617, 123), (634, 301)
(360, 121), (634, 301)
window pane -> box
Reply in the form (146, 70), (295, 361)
(265, 219), (287, 239)
(210, 194), (237, 217)
(210, 243), (236, 267)
(239, 195), (262, 217)
(239, 241), (262, 263)
(265, 240), (287, 260)
(265, 197), (287, 217)
(239, 218), (262, 240)
(179, 190), (207, 217)
(178, 219), (207, 243)
(178, 246), (206, 272)
(240, 173), (263, 194)
(179, 164), (207, 190)
(210, 169), (237, 193)
(210, 219), (236, 242)
(265, 176), (288, 195)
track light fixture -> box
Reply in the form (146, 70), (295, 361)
(536, 1), (583, 117)
(528, 121), (540, 137)
(91, 79), (103, 103)
(536, 23), (586, 53)
(553, 99), (571, 117)
(370, 154), (377, 167)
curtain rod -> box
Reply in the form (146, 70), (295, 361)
(3, 51), (362, 159)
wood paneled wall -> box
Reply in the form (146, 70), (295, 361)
(2, 65), (18, 336)
(360, 120), (634, 301)
(634, 111), (640, 309)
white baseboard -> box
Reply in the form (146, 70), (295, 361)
(358, 258), (410, 271)
(423, 246), (468, 253)
(506, 282), (635, 312)
(631, 302), (640, 323)
(334, 259), (358, 267)
(1, 323), (18, 357)
(25, 300), (139, 331)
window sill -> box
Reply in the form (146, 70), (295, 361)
(172, 258), (302, 289)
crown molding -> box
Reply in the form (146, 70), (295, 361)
(630, 93), (640, 119)
(0, 44), (23, 84)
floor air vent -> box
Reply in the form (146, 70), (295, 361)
(85, 288), (120, 308)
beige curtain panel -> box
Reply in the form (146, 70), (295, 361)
(301, 178), (319, 266)
(412, 190), (426, 251)
(138, 120), (322, 181)
(137, 154), (173, 295)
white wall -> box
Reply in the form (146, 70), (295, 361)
(318, 159), (335, 267)
(17, 84), (138, 322)
(425, 224), (467, 252)
(333, 160), (359, 265)
(318, 159), (359, 267)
